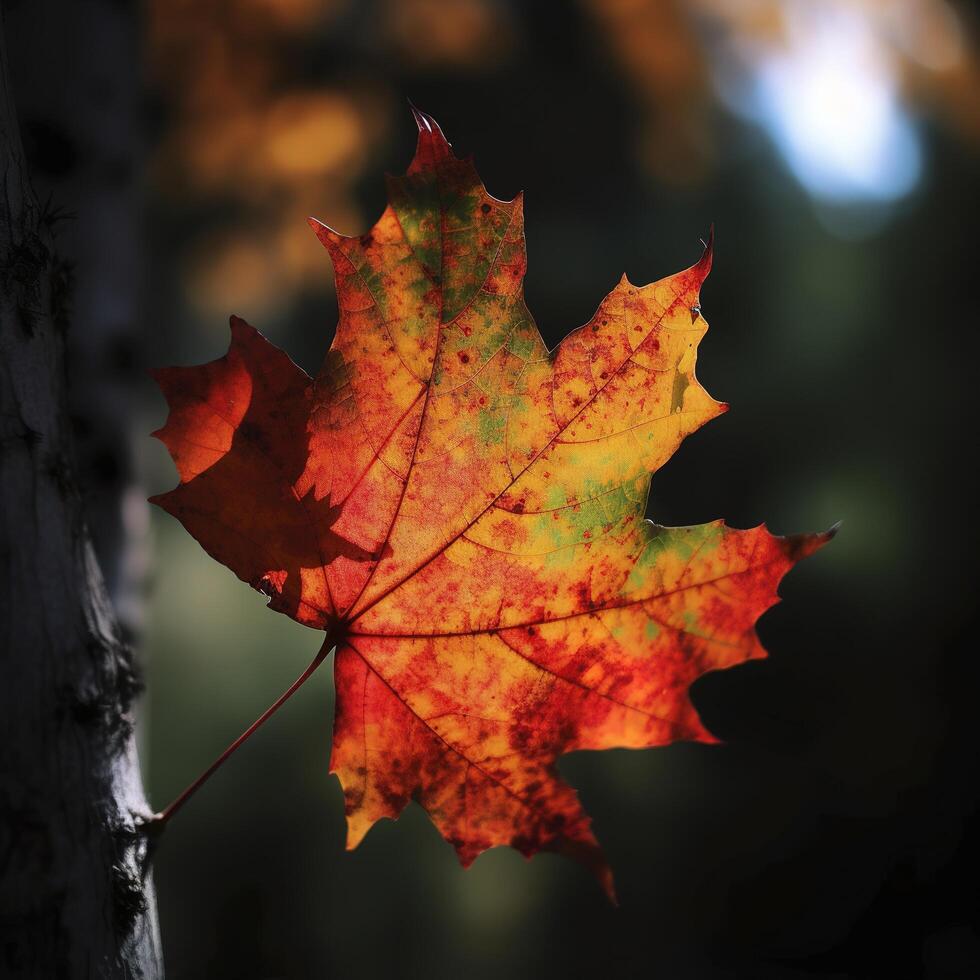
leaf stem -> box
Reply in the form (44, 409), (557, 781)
(151, 636), (334, 828)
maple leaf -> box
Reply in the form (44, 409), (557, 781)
(151, 107), (831, 899)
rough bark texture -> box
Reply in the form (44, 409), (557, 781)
(2, 0), (147, 631)
(0, 16), (162, 980)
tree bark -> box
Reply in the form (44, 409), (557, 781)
(0, 14), (162, 979)
(1, 0), (148, 631)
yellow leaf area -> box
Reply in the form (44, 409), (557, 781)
(152, 108), (831, 899)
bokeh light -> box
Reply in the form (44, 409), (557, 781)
(742, 4), (922, 203)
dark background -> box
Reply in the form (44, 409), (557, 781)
(5, 0), (979, 976)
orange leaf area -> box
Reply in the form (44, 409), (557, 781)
(152, 108), (831, 899)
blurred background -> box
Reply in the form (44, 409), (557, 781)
(4, 0), (979, 976)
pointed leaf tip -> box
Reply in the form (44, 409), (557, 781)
(227, 316), (266, 350)
(407, 98), (428, 132)
(782, 527), (836, 562)
(308, 217), (347, 254)
(407, 100), (445, 138)
(557, 837), (618, 905)
(406, 104), (453, 173)
(601, 870), (619, 907)
(693, 226), (714, 282)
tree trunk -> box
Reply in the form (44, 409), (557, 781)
(0, 15), (162, 979)
(1, 0), (148, 631)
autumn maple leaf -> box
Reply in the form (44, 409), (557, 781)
(151, 107), (831, 899)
